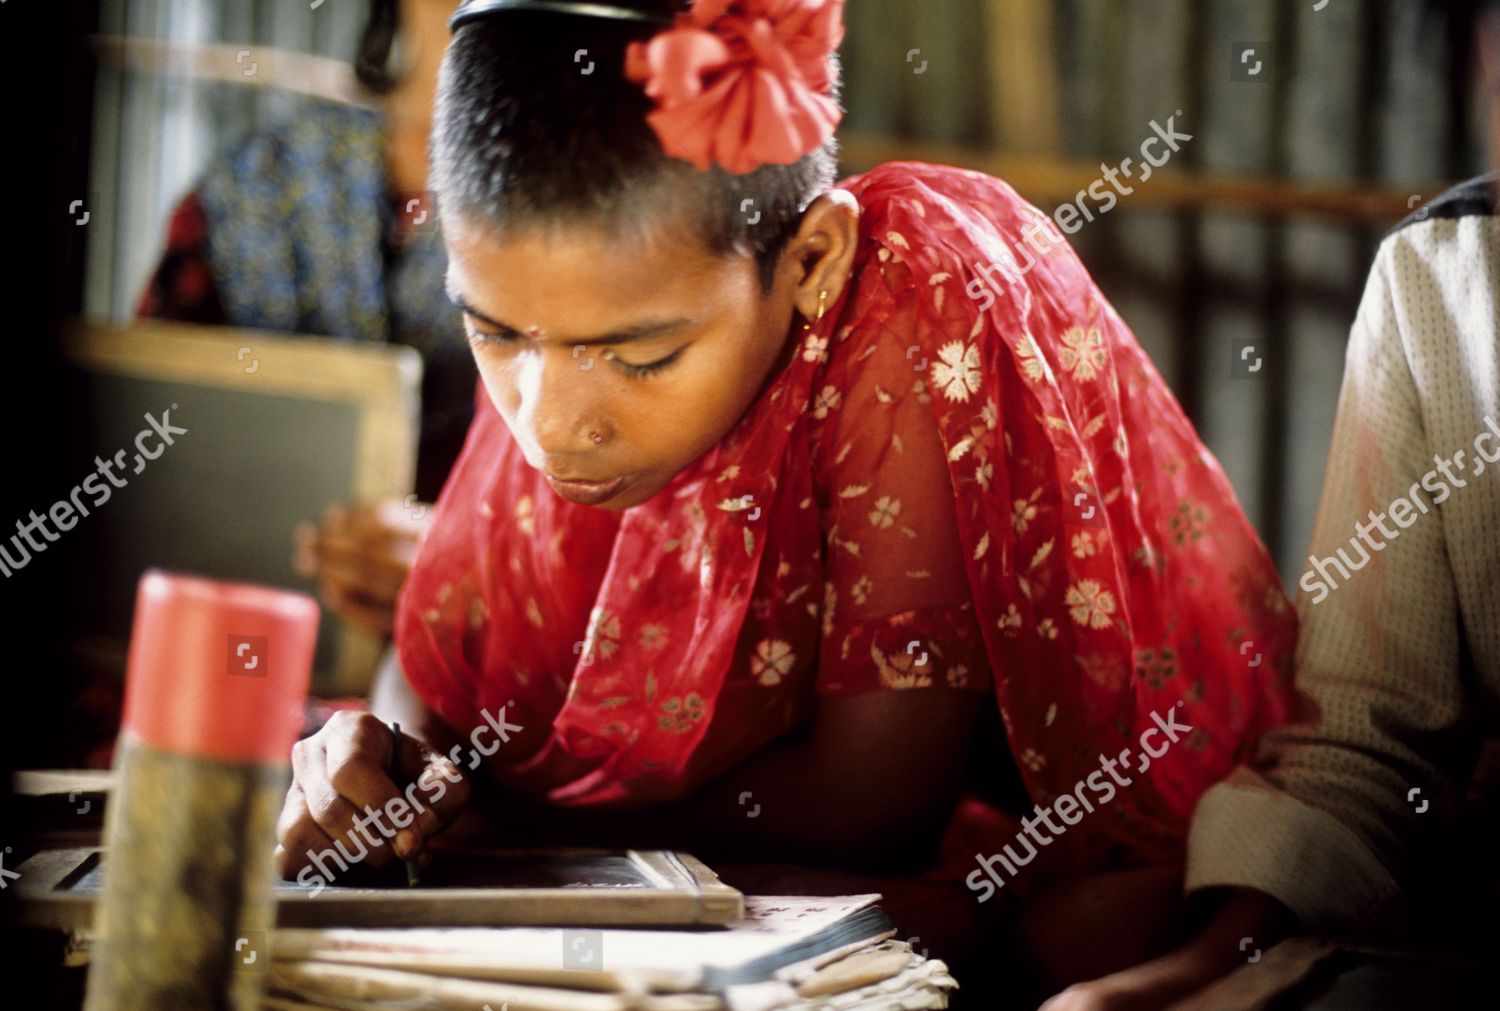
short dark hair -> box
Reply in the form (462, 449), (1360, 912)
(430, 1), (841, 292)
(355, 0), (401, 94)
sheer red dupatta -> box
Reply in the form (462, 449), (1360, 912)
(395, 161), (1296, 865)
(394, 286), (839, 805)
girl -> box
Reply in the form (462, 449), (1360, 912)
(276, 0), (1296, 995)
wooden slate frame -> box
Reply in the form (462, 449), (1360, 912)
(63, 318), (422, 695)
(14, 847), (744, 932)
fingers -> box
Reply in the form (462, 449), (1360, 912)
(319, 717), (411, 870)
(1036, 986), (1114, 1011)
(295, 501), (410, 572)
(315, 531), (410, 593)
(274, 781), (333, 878)
(402, 742), (472, 852)
(337, 500), (422, 557)
(322, 716), (401, 808)
(290, 730), (372, 847)
(1035, 976), (1198, 1011)
(292, 501), (416, 634)
(323, 582), (396, 637)
(277, 713), (409, 877)
(392, 733), (446, 841)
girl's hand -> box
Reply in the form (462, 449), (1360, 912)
(274, 711), (470, 880)
(294, 499), (430, 636)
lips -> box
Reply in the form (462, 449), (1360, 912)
(545, 473), (630, 506)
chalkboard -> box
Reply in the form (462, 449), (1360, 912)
(16, 847), (744, 929)
(59, 320), (422, 694)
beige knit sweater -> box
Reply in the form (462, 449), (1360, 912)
(1185, 175), (1500, 933)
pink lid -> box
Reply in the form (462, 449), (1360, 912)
(121, 570), (319, 763)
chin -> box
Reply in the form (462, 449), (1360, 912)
(609, 478), (669, 511)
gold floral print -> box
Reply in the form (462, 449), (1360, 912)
(750, 639), (796, 686)
(871, 643), (934, 689)
(1066, 579), (1117, 629)
(931, 340), (983, 402)
(1168, 500), (1211, 546)
(869, 496), (902, 528)
(657, 693), (705, 733)
(1059, 327), (1106, 381)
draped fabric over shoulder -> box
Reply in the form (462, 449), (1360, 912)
(396, 161), (1296, 869)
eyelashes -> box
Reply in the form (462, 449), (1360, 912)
(462, 325), (684, 379)
(462, 325), (521, 349)
(616, 346), (685, 378)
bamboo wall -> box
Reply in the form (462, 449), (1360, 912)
(84, 0), (1487, 580)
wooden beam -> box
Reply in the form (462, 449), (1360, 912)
(90, 35), (377, 110)
(837, 134), (1448, 223)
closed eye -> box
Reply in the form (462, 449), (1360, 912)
(462, 320), (519, 345)
(614, 346), (685, 378)
(464, 320), (685, 379)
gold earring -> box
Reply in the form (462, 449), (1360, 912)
(802, 290), (828, 331)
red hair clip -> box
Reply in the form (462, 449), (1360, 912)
(624, 0), (845, 175)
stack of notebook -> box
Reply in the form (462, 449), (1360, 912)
(11, 778), (958, 1009)
(261, 895), (958, 1010)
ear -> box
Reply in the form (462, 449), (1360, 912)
(784, 189), (861, 322)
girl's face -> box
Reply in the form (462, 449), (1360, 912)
(443, 213), (808, 510)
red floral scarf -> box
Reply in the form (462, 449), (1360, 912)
(395, 161), (1296, 863)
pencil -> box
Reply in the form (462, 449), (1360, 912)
(387, 720), (422, 887)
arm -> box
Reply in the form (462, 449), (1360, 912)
(482, 687), (979, 872)
(368, 644), (462, 757)
(667, 686), (979, 866)
(1038, 233), (1483, 1009)
(1183, 238), (1479, 934)
(274, 648), (472, 878)
(1037, 888), (1296, 1011)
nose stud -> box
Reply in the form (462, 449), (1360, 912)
(590, 431), (604, 445)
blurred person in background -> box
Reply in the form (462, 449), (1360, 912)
(1045, 2), (1500, 1007)
(138, 0), (467, 637)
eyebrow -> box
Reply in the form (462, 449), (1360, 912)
(446, 283), (697, 347)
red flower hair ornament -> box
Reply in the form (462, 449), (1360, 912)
(623, 0), (846, 174)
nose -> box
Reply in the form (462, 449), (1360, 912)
(515, 347), (611, 460)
